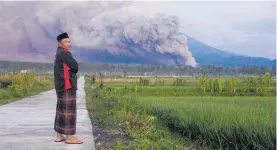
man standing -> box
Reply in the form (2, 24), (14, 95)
(53, 32), (83, 144)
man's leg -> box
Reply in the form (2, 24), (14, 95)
(64, 89), (83, 144)
(54, 92), (67, 142)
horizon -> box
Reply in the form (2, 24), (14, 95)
(0, 1), (275, 63)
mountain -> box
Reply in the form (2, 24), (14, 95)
(0, 17), (274, 67)
(0, 2), (275, 67)
(0, 29), (275, 67)
(185, 36), (276, 67)
(70, 35), (275, 67)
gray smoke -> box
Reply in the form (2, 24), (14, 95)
(0, 1), (197, 66)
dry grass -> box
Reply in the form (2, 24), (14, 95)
(0, 73), (10, 80)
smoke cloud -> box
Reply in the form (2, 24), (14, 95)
(0, 1), (197, 66)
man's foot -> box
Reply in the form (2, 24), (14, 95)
(65, 135), (83, 144)
(55, 134), (66, 142)
(65, 140), (83, 144)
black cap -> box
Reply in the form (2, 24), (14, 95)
(56, 32), (69, 42)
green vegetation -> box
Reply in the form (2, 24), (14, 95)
(85, 72), (276, 149)
(141, 96), (275, 149)
(0, 72), (54, 105)
(85, 78), (197, 150)
(132, 73), (275, 97)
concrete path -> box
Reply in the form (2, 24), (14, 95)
(0, 76), (95, 150)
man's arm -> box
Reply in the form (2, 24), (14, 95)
(57, 51), (78, 73)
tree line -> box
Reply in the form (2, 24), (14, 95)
(0, 61), (275, 76)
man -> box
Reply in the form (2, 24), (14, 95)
(53, 32), (83, 144)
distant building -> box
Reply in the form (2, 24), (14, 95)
(20, 69), (32, 73)
(20, 70), (28, 73)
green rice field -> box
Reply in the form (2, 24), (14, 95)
(85, 74), (276, 150)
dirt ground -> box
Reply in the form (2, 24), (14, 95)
(91, 119), (134, 150)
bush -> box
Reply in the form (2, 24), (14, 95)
(173, 78), (186, 86)
(0, 80), (12, 88)
(138, 78), (150, 86)
(154, 78), (165, 86)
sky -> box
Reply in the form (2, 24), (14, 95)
(0, 1), (275, 60)
(146, 1), (276, 59)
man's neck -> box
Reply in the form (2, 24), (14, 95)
(58, 46), (69, 52)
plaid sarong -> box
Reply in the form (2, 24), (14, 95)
(54, 89), (77, 135)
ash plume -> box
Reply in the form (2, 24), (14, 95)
(0, 1), (197, 66)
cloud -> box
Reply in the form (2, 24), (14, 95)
(154, 1), (276, 59)
(0, 1), (275, 63)
(0, 1), (197, 66)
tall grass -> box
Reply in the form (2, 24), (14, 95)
(127, 72), (276, 96)
(140, 96), (276, 150)
(0, 72), (54, 104)
(85, 76), (198, 150)
(85, 74), (276, 149)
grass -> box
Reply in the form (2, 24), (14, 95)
(140, 96), (276, 149)
(85, 78), (200, 150)
(85, 75), (276, 150)
(105, 83), (276, 97)
(0, 73), (54, 105)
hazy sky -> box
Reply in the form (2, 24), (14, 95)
(0, 1), (275, 60)
(151, 1), (276, 59)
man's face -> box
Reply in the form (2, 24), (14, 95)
(58, 38), (71, 50)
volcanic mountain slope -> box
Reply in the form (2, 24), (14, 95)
(0, 1), (274, 67)
(185, 35), (275, 67)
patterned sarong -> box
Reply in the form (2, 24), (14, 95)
(54, 89), (77, 135)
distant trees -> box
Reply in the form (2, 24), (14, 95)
(0, 61), (275, 76)
(199, 72), (273, 96)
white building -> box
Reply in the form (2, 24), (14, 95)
(20, 70), (28, 73)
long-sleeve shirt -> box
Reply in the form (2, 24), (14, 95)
(54, 47), (78, 93)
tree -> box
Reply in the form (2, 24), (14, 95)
(199, 72), (207, 93)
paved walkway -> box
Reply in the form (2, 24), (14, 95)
(0, 76), (95, 150)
